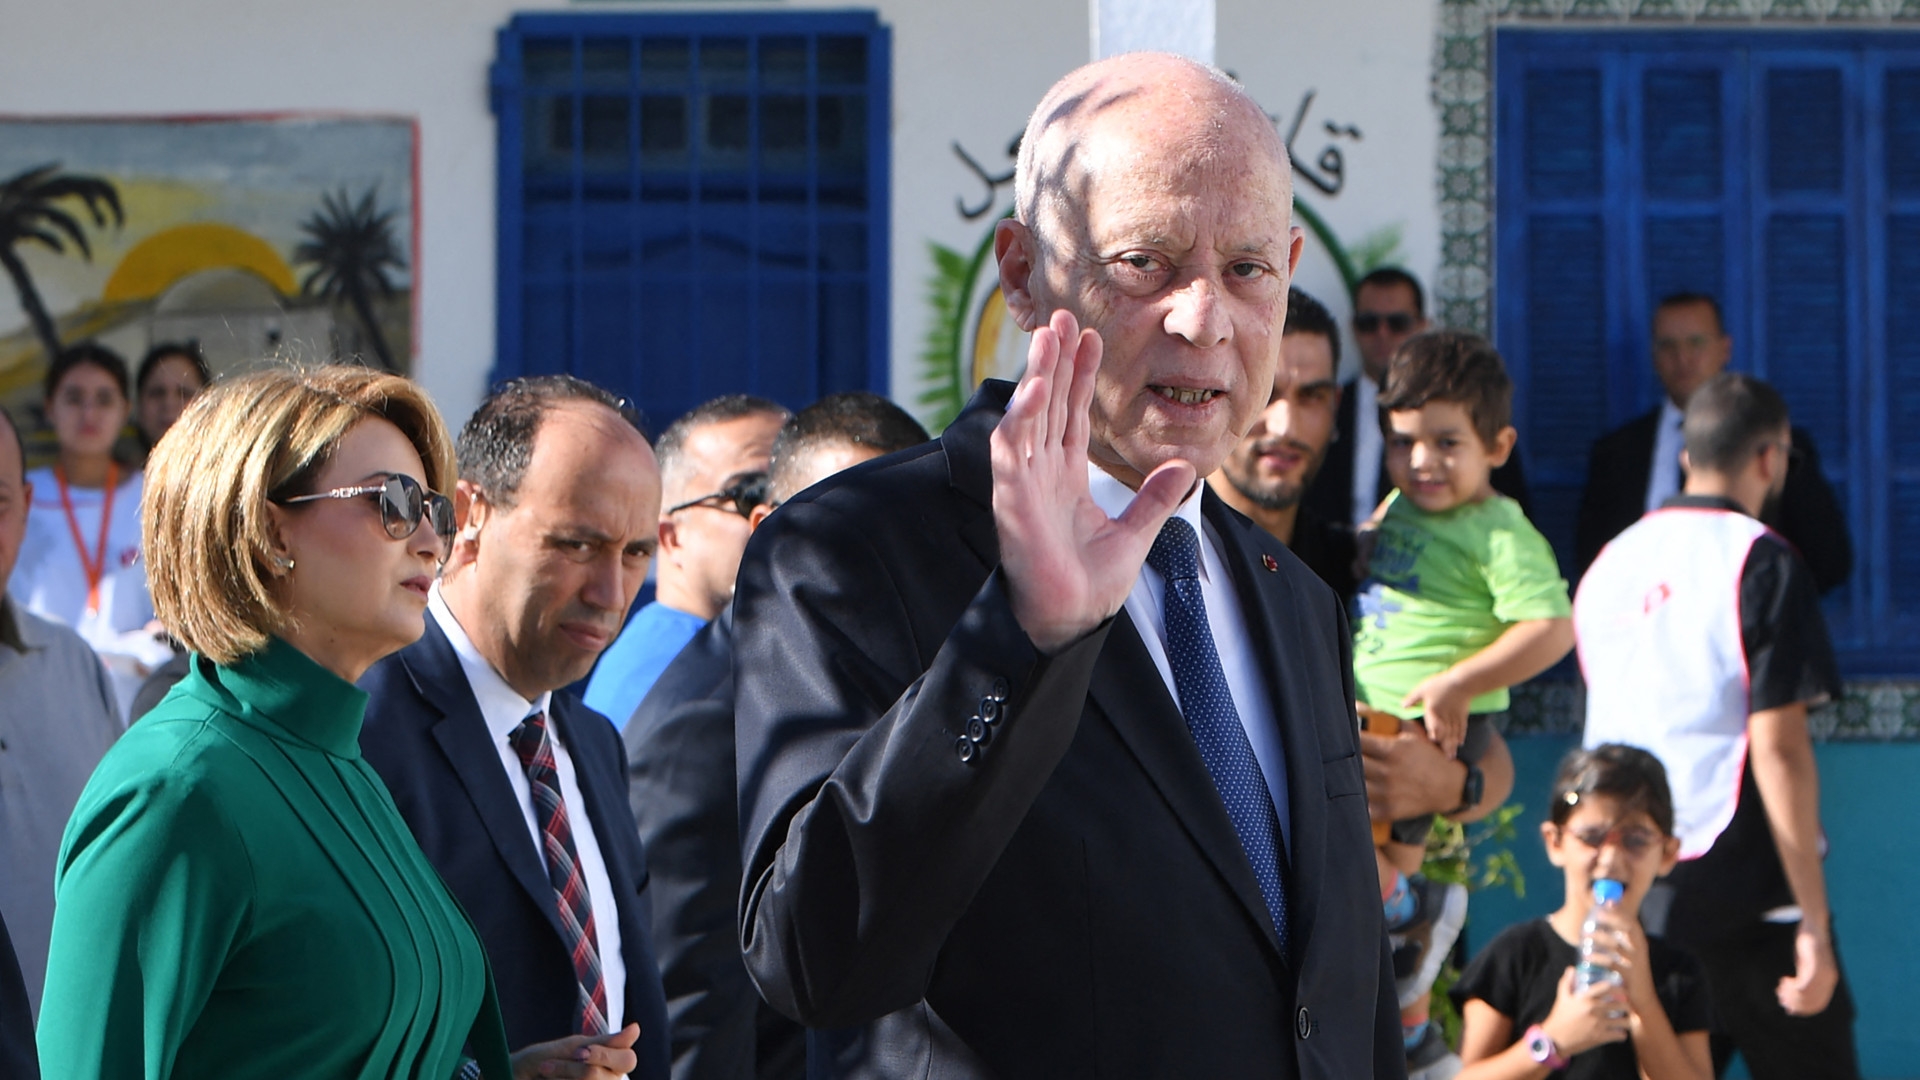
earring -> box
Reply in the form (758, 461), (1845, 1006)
(275, 556), (295, 573)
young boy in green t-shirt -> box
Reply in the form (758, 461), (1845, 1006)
(1353, 331), (1574, 1072)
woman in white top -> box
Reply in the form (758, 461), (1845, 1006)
(14, 343), (171, 720)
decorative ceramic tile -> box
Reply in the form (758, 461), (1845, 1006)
(1632, 0), (1694, 17)
(1505, 681), (1920, 740)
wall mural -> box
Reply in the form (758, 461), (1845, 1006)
(917, 90), (1404, 433)
(0, 114), (417, 434)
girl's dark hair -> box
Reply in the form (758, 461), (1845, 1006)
(1549, 743), (1676, 836)
(45, 342), (131, 402)
(136, 342), (212, 395)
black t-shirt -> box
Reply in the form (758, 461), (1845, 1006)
(1656, 496), (1844, 947)
(1451, 919), (1712, 1079)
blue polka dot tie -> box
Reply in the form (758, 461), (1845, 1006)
(1147, 517), (1289, 950)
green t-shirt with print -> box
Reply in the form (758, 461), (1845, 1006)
(1352, 491), (1570, 720)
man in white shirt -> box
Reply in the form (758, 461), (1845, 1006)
(359, 375), (671, 1080)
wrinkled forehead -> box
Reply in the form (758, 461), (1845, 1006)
(1018, 59), (1291, 242)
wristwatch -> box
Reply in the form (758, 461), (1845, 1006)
(1448, 760), (1485, 816)
(1524, 1024), (1569, 1069)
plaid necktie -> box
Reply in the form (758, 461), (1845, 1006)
(510, 711), (609, 1035)
(1146, 517), (1289, 951)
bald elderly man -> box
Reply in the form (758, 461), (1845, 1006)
(733, 55), (1401, 1079)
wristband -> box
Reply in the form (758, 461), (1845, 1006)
(1448, 760), (1485, 816)
(1524, 1024), (1569, 1069)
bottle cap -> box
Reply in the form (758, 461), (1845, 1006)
(1592, 878), (1625, 904)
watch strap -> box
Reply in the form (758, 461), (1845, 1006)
(1448, 760), (1485, 816)
(1524, 1024), (1569, 1069)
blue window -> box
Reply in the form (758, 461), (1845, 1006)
(491, 11), (891, 431)
(1496, 30), (1920, 673)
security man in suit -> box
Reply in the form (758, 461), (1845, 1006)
(733, 54), (1403, 1078)
(360, 375), (670, 1080)
(1574, 292), (1852, 590)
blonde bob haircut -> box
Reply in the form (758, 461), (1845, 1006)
(142, 365), (455, 665)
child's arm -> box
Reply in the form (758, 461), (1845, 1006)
(1457, 971), (1630, 1080)
(1593, 910), (1714, 1080)
(1400, 617), (1573, 756)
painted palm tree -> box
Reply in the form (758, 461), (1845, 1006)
(0, 163), (124, 361)
(294, 186), (406, 371)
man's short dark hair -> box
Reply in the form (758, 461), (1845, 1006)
(1655, 292), (1725, 335)
(1549, 743), (1676, 837)
(1354, 267), (1426, 318)
(1682, 371), (1789, 475)
(1377, 330), (1512, 448)
(1283, 287), (1341, 369)
(769, 392), (928, 500)
(457, 374), (635, 506)
(45, 342), (131, 401)
(655, 394), (790, 483)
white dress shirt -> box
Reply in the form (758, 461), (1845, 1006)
(1350, 376), (1385, 530)
(1644, 399), (1687, 515)
(1088, 465), (1290, 852)
(428, 586), (626, 1028)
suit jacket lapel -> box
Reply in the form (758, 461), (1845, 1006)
(409, 617), (572, 945)
(1086, 607), (1289, 962)
(1203, 493), (1332, 968)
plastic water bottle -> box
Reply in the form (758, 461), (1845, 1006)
(1573, 878), (1626, 992)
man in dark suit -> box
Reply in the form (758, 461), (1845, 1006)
(624, 392), (927, 1080)
(0, 910), (36, 1080)
(1304, 268), (1528, 530)
(1574, 292), (1852, 590)
(360, 375), (669, 1079)
(732, 55), (1402, 1079)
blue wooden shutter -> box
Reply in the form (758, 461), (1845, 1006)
(493, 12), (891, 432)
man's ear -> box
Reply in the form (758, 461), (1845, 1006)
(657, 515), (681, 560)
(1487, 425), (1519, 469)
(1541, 821), (1567, 868)
(453, 480), (492, 554)
(748, 503), (774, 533)
(995, 218), (1042, 332)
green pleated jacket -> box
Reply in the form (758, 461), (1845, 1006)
(37, 637), (515, 1079)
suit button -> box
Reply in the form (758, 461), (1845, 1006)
(955, 736), (977, 763)
(1295, 1007), (1311, 1039)
(988, 677), (1009, 702)
(978, 698), (1001, 723)
(966, 716), (992, 744)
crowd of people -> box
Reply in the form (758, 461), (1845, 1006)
(0, 50), (1860, 1080)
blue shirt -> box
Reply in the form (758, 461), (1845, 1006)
(585, 602), (708, 730)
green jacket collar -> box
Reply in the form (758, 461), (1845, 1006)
(187, 637), (370, 758)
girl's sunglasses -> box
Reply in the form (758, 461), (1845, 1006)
(278, 474), (457, 543)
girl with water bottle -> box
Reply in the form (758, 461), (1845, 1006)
(1451, 744), (1713, 1079)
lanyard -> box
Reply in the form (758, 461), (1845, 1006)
(55, 462), (119, 616)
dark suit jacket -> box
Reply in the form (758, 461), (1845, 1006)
(624, 608), (805, 1080)
(0, 909), (36, 1080)
(1306, 376), (1531, 526)
(732, 381), (1403, 1079)
(359, 616), (671, 1080)
(1573, 409), (1853, 591)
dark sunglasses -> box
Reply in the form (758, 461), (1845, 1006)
(1353, 312), (1417, 335)
(666, 471), (771, 519)
(278, 473), (457, 543)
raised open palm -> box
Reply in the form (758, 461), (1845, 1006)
(992, 309), (1195, 653)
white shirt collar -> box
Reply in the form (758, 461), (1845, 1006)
(1087, 462), (1210, 582)
(428, 583), (553, 744)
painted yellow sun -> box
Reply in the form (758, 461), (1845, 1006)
(101, 223), (296, 304)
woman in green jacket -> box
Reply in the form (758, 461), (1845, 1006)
(37, 366), (638, 1079)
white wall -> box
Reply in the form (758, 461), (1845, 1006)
(1, 0), (1441, 423)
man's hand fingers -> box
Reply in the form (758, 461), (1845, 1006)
(1116, 458), (1197, 541)
(1045, 309), (1082, 446)
(1063, 327), (1101, 458)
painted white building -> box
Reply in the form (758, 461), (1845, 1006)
(0, 0), (1440, 427)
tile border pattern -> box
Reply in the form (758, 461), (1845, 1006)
(1504, 680), (1920, 739)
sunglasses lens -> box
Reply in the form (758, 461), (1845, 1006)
(378, 476), (425, 539)
(428, 494), (456, 540)
(732, 473), (771, 516)
(1354, 314), (1378, 332)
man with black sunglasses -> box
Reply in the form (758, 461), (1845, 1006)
(1303, 267), (1529, 530)
(585, 394), (787, 731)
